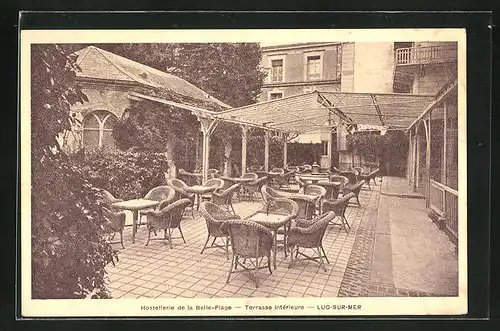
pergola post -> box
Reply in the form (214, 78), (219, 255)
(283, 133), (288, 169)
(199, 117), (218, 183)
(241, 125), (248, 175)
(443, 102), (448, 186)
(264, 131), (270, 172)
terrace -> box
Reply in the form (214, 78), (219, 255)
(105, 177), (458, 299)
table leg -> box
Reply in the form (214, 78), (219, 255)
(196, 193), (201, 210)
(132, 210), (138, 244)
(273, 231), (277, 270)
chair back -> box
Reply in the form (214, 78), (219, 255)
(261, 185), (282, 205)
(248, 176), (268, 187)
(349, 180), (366, 194)
(166, 178), (192, 200)
(286, 165), (299, 173)
(271, 167), (285, 175)
(98, 190), (119, 205)
(144, 186), (176, 202)
(208, 168), (220, 178)
(369, 168), (380, 178)
(353, 167), (363, 175)
(204, 178), (225, 190)
(241, 172), (258, 181)
(165, 198), (191, 228)
(302, 164), (312, 171)
(322, 192), (355, 217)
(249, 165), (262, 172)
(255, 171), (269, 178)
(304, 184), (327, 198)
(267, 198), (299, 220)
(339, 171), (357, 184)
(200, 202), (241, 234)
(221, 220), (273, 258)
(294, 176), (306, 191)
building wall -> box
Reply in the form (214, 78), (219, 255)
(412, 63), (457, 95)
(259, 43), (342, 102)
(60, 83), (133, 154)
(340, 43), (355, 92)
(352, 42), (395, 93)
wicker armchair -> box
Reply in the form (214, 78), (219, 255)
(302, 164), (312, 172)
(241, 173), (258, 181)
(98, 190), (126, 249)
(201, 178), (225, 201)
(303, 184), (327, 214)
(322, 192), (356, 232)
(220, 220), (274, 287)
(271, 167), (285, 175)
(339, 171), (357, 185)
(166, 178), (196, 218)
(208, 168), (220, 178)
(358, 168), (380, 189)
(277, 171), (295, 190)
(261, 185), (318, 220)
(143, 198), (191, 248)
(139, 186), (176, 222)
(343, 180), (365, 206)
(317, 181), (341, 200)
(244, 176), (268, 200)
(287, 211), (336, 271)
(256, 197), (299, 260)
(294, 176), (307, 193)
(199, 202), (241, 259)
(178, 168), (201, 186)
(211, 183), (241, 213)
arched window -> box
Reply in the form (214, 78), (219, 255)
(82, 110), (118, 152)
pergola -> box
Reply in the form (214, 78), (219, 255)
(130, 90), (436, 182)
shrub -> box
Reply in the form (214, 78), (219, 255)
(31, 44), (119, 299)
(78, 150), (170, 200)
(32, 153), (118, 299)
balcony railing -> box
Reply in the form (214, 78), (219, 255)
(395, 44), (458, 66)
(429, 179), (458, 242)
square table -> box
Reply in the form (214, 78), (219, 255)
(246, 212), (290, 270)
(112, 199), (160, 244)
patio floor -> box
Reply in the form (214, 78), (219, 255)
(105, 178), (458, 299)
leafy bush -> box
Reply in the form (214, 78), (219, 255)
(112, 101), (198, 172)
(32, 153), (118, 299)
(31, 44), (119, 299)
(78, 150), (171, 200)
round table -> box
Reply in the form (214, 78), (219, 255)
(112, 199), (160, 243)
(298, 174), (330, 185)
(184, 185), (218, 210)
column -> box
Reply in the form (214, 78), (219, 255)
(264, 131), (270, 172)
(283, 133), (288, 169)
(241, 125), (248, 175)
(199, 117), (216, 183)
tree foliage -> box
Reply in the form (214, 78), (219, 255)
(78, 150), (171, 201)
(93, 43), (267, 107)
(31, 44), (118, 299)
(112, 100), (200, 171)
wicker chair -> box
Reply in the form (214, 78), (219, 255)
(178, 168), (201, 186)
(287, 211), (336, 271)
(208, 168), (220, 178)
(303, 184), (327, 214)
(255, 170), (270, 178)
(294, 176), (307, 193)
(302, 164), (312, 171)
(166, 178), (196, 218)
(261, 185), (318, 220)
(211, 183), (241, 213)
(358, 168), (380, 189)
(343, 180), (365, 206)
(199, 202), (241, 259)
(271, 167), (285, 175)
(143, 198), (191, 248)
(317, 181), (341, 201)
(244, 176), (268, 200)
(98, 190), (126, 249)
(277, 171), (295, 190)
(259, 197), (299, 260)
(322, 192), (356, 232)
(339, 171), (357, 185)
(220, 220), (274, 287)
(241, 172), (258, 181)
(139, 186), (176, 222)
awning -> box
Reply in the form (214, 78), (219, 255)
(217, 90), (436, 134)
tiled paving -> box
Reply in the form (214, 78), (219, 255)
(105, 188), (374, 299)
